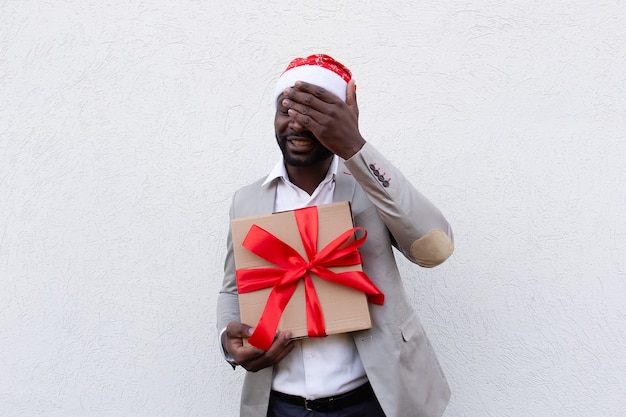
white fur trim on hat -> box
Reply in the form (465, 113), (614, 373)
(274, 65), (348, 105)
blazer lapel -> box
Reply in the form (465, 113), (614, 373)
(255, 180), (277, 215)
(252, 160), (355, 215)
(333, 160), (357, 204)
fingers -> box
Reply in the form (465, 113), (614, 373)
(289, 81), (342, 105)
(282, 99), (324, 130)
(281, 80), (365, 159)
(346, 79), (359, 118)
(282, 81), (342, 114)
(225, 322), (255, 339)
(281, 83), (338, 133)
(239, 330), (295, 372)
(281, 97), (320, 119)
(282, 80), (357, 122)
(223, 322), (295, 372)
(223, 322), (264, 362)
(264, 330), (295, 363)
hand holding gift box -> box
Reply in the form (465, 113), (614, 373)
(231, 201), (384, 350)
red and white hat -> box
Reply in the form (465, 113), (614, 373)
(274, 54), (352, 105)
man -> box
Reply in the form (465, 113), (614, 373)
(217, 54), (455, 417)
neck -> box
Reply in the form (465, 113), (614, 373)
(285, 157), (333, 195)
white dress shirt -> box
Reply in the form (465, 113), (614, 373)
(262, 155), (368, 399)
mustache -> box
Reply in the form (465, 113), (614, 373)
(281, 131), (317, 141)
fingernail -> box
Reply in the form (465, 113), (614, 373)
(248, 327), (254, 335)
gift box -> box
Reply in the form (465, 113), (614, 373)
(231, 201), (384, 350)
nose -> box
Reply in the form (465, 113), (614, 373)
(288, 116), (307, 133)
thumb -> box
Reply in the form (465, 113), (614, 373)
(226, 322), (255, 338)
(346, 79), (359, 118)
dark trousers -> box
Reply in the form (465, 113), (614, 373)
(266, 384), (386, 417)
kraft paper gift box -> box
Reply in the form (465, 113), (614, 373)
(231, 201), (383, 350)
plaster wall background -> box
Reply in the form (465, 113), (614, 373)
(1, 1), (624, 416)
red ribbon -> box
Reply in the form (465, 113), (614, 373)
(236, 206), (384, 350)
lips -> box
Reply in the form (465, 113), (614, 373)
(287, 135), (316, 148)
(289, 138), (313, 146)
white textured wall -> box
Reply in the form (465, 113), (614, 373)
(1, 1), (624, 416)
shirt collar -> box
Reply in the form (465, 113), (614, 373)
(262, 155), (339, 187)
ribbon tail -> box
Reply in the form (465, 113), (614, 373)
(248, 281), (299, 350)
(303, 274), (325, 337)
(311, 267), (385, 305)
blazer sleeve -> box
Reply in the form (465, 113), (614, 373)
(216, 177), (272, 335)
(216, 198), (241, 333)
(343, 142), (454, 268)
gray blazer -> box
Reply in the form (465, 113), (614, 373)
(217, 142), (454, 417)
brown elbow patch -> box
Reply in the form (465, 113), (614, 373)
(410, 230), (454, 268)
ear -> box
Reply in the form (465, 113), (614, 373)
(346, 79), (359, 119)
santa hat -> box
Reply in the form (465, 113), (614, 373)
(274, 54), (352, 105)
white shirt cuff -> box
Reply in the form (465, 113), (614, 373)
(219, 327), (238, 369)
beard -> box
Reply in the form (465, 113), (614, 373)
(276, 134), (334, 167)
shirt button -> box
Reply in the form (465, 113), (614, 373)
(382, 181), (389, 187)
(369, 164), (376, 171)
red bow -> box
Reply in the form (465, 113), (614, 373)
(236, 206), (384, 350)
